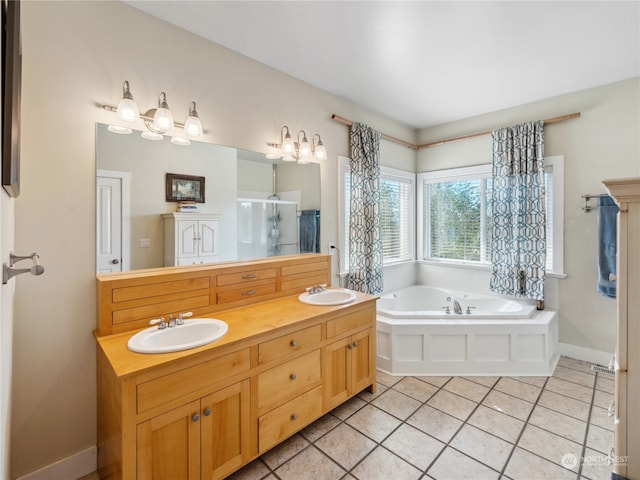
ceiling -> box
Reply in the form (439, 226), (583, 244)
(124, 1), (640, 129)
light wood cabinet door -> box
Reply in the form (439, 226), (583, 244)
(137, 400), (201, 480)
(323, 329), (375, 411)
(351, 328), (375, 394)
(201, 379), (251, 480)
(323, 336), (352, 410)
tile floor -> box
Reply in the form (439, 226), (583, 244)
(227, 356), (615, 480)
(80, 356), (615, 480)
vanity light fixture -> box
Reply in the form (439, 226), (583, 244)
(267, 125), (327, 163)
(150, 92), (174, 133)
(116, 80), (139, 122)
(183, 102), (204, 138)
(103, 81), (205, 146)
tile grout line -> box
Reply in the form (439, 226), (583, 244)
(342, 375), (456, 479)
(246, 359), (609, 480)
(497, 376), (550, 479)
(576, 371), (600, 480)
(419, 376), (507, 478)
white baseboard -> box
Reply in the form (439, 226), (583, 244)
(17, 445), (96, 480)
(558, 342), (613, 367)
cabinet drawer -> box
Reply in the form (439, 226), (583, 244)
(137, 348), (250, 413)
(216, 280), (277, 304)
(326, 306), (375, 339)
(258, 324), (322, 366)
(258, 386), (322, 453)
(217, 268), (277, 287)
(258, 349), (321, 411)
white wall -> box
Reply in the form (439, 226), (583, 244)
(13, 1), (415, 477)
(417, 77), (640, 355)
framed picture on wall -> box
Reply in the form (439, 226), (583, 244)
(2, 0), (22, 197)
(166, 173), (205, 203)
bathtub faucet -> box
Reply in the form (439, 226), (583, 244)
(447, 296), (462, 314)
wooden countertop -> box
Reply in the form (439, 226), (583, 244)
(96, 290), (377, 379)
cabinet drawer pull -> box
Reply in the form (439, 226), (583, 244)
(290, 373), (297, 380)
(353, 341), (359, 348)
(291, 414), (298, 421)
(290, 340), (298, 348)
(241, 273), (256, 279)
(203, 408), (212, 417)
(192, 413), (200, 422)
(242, 290), (257, 296)
(348, 343), (353, 350)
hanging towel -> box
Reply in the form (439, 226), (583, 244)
(597, 195), (619, 298)
(300, 210), (320, 253)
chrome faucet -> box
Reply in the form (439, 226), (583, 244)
(306, 284), (327, 294)
(447, 296), (462, 314)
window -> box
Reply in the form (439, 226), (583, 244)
(339, 157), (415, 271)
(418, 156), (564, 275)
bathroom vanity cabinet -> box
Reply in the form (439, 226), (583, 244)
(95, 254), (377, 480)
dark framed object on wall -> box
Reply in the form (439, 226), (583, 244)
(2, 0), (22, 197)
(165, 173), (205, 203)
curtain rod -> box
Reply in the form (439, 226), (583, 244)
(331, 112), (581, 150)
(419, 112), (581, 148)
(331, 114), (418, 150)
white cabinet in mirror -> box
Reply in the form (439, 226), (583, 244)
(95, 123), (321, 273)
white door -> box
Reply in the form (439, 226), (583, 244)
(97, 170), (131, 273)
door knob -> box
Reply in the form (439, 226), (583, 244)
(203, 408), (212, 416)
(111, 259), (120, 264)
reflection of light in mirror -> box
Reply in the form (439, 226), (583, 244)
(108, 124), (132, 135)
(141, 131), (163, 141)
(171, 136), (191, 146)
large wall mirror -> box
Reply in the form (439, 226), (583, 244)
(96, 123), (321, 273)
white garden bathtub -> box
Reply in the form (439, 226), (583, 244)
(376, 286), (559, 376)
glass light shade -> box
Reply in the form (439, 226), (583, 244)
(314, 144), (327, 160)
(297, 155), (311, 165)
(116, 81), (139, 122)
(298, 139), (311, 158)
(116, 98), (139, 122)
(141, 131), (163, 141)
(184, 102), (203, 138)
(152, 107), (174, 132)
(282, 152), (296, 162)
(184, 115), (203, 138)
(107, 124), (132, 135)
(171, 136), (191, 146)
(282, 130), (294, 153)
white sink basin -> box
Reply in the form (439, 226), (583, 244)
(298, 288), (357, 306)
(128, 318), (228, 354)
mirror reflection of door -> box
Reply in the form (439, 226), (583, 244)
(96, 170), (131, 273)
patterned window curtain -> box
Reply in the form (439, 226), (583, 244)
(490, 120), (546, 301)
(347, 122), (384, 294)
